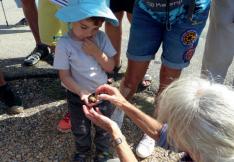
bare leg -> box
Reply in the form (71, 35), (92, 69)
(21, 0), (41, 45)
(154, 64), (181, 116)
(111, 60), (149, 128)
(157, 64), (181, 95)
(105, 12), (124, 68)
(120, 60), (150, 100)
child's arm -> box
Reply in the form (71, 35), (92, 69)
(82, 38), (115, 73)
(59, 69), (91, 105)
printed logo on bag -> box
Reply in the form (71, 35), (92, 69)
(144, 0), (183, 11)
(183, 47), (195, 62)
(181, 30), (198, 46)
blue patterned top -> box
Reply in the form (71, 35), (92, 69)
(138, 0), (210, 24)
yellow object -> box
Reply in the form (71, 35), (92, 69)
(38, 0), (68, 47)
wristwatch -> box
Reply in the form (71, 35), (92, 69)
(111, 137), (123, 147)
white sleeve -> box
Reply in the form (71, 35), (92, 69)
(53, 39), (70, 70)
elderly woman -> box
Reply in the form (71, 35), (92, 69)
(83, 78), (234, 162)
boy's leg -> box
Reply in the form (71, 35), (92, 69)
(67, 91), (92, 160)
(94, 101), (115, 161)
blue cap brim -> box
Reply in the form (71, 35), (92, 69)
(56, 4), (119, 26)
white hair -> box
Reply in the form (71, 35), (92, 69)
(157, 77), (234, 162)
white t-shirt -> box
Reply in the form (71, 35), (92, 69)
(53, 30), (116, 93)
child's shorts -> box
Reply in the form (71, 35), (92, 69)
(38, 0), (68, 46)
(109, 0), (135, 13)
(127, 4), (209, 69)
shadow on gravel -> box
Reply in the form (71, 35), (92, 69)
(0, 102), (74, 161)
(0, 57), (64, 115)
(0, 57), (57, 81)
(0, 24), (31, 34)
(0, 57), (155, 116)
(0, 77), (66, 115)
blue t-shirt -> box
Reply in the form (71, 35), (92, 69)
(138, 0), (211, 24)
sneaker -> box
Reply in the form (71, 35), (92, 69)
(0, 84), (24, 114)
(135, 134), (155, 158)
(15, 18), (28, 26)
(43, 52), (54, 66)
(23, 44), (49, 66)
(57, 112), (71, 133)
(94, 151), (111, 162)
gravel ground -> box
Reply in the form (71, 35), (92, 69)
(0, 77), (180, 162)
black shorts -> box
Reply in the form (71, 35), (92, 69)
(109, 0), (135, 13)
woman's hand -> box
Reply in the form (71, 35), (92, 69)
(83, 105), (120, 136)
(96, 84), (128, 108)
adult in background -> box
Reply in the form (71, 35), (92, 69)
(118, 0), (211, 158)
(201, 0), (234, 85)
(105, 0), (152, 87)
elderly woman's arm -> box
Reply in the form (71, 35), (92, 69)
(83, 106), (137, 162)
(96, 84), (163, 140)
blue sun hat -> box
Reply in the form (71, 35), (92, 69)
(56, 0), (119, 26)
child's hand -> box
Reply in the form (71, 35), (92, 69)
(82, 38), (102, 57)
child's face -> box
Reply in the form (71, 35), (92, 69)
(72, 19), (103, 41)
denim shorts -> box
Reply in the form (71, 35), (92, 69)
(127, 4), (210, 69)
